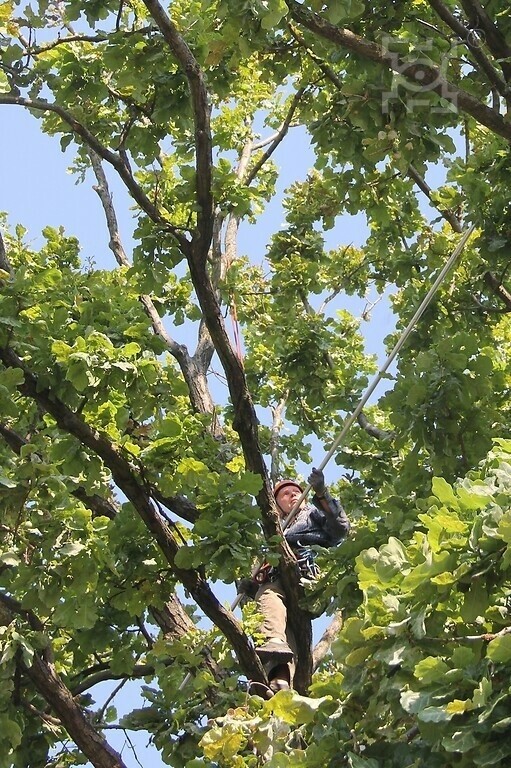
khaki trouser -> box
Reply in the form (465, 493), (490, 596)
(255, 578), (297, 682)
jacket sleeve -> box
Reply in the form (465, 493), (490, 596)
(311, 491), (350, 545)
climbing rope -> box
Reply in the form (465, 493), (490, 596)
(230, 294), (244, 362)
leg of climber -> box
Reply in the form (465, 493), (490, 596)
(255, 580), (294, 664)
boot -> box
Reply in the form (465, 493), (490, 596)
(256, 638), (294, 664)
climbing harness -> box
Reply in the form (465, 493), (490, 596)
(253, 546), (320, 586)
(295, 546), (321, 581)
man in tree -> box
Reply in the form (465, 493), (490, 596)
(251, 468), (350, 693)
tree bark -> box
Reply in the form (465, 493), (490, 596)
(26, 655), (127, 768)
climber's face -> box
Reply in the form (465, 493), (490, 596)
(275, 484), (304, 517)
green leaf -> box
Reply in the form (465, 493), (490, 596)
(374, 537), (410, 582)
(0, 551), (20, 566)
(487, 633), (511, 663)
(59, 542), (86, 557)
(431, 476), (458, 507)
(418, 705), (453, 723)
(0, 70), (10, 94)
(1, 718), (22, 750)
(51, 339), (73, 361)
(267, 691), (334, 726)
(200, 725), (246, 761)
(173, 546), (196, 570)
(325, 0), (365, 23)
(347, 754), (380, 768)
(400, 690), (431, 714)
(54, 598), (98, 629)
(442, 727), (478, 752)
(0, 475), (17, 488)
(230, 471), (263, 496)
(0, 367), (24, 390)
(473, 744), (511, 766)
(413, 656), (449, 684)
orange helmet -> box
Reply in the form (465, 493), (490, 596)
(273, 479), (303, 500)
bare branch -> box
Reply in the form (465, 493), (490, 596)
(312, 612), (343, 670)
(88, 150), (219, 420)
(407, 164), (463, 233)
(0, 95), (190, 250)
(89, 150), (129, 266)
(71, 664), (155, 696)
(28, 32), (109, 52)
(463, 625), (511, 641)
(246, 86), (307, 186)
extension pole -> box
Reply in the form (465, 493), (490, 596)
(231, 223), (475, 611)
(181, 225), (475, 687)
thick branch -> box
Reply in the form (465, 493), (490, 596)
(484, 271), (511, 310)
(151, 594), (224, 682)
(0, 596), (124, 768)
(0, 421), (25, 453)
(0, 346), (265, 681)
(26, 654), (127, 768)
(142, 0), (214, 263)
(286, 1), (511, 143)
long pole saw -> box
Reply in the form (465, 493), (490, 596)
(231, 223), (475, 611)
(180, 224), (475, 689)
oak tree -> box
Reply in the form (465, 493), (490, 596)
(1, 0), (511, 766)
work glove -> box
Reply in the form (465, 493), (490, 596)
(308, 467), (326, 497)
(236, 578), (258, 601)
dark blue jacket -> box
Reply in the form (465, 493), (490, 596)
(284, 491), (350, 549)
